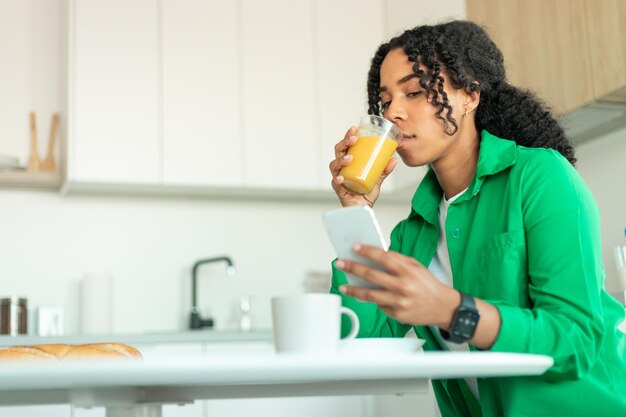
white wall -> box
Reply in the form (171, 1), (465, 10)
(574, 127), (626, 293)
(0, 190), (410, 334)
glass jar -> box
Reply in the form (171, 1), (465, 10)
(0, 296), (28, 336)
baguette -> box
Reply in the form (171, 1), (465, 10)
(63, 343), (142, 359)
(0, 346), (58, 361)
(0, 343), (142, 361)
(34, 344), (73, 357)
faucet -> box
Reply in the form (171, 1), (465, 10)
(190, 256), (236, 330)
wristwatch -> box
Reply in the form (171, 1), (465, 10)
(439, 292), (480, 343)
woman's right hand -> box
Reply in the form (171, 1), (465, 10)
(329, 126), (397, 208)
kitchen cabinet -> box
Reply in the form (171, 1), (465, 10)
(131, 343), (205, 417)
(202, 341), (365, 417)
(0, 406), (70, 417)
(207, 397), (365, 417)
(466, 0), (626, 114)
(68, 0), (160, 184)
(0, 0), (65, 190)
(239, 0), (319, 189)
(65, 0), (463, 197)
(73, 407), (105, 417)
(584, 0), (626, 99)
(161, 0), (243, 187)
(111, 340), (361, 417)
(315, 0), (386, 188)
(73, 343), (206, 417)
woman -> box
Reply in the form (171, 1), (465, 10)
(328, 21), (626, 417)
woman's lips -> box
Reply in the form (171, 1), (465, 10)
(397, 134), (415, 149)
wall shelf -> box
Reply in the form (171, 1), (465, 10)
(0, 171), (63, 190)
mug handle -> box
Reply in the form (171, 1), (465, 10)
(339, 306), (360, 341)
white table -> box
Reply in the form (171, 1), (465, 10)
(0, 352), (553, 417)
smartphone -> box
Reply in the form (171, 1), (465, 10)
(322, 205), (388, 288)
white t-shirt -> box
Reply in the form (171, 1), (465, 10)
(427, 187), (480, 400)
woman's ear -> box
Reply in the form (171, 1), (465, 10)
(464, 82), (481, 114)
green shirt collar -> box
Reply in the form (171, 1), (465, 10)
(410, 130), (518, 224)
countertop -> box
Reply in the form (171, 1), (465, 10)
(0, 329), (274, 347)
(0, 351), (553, 413)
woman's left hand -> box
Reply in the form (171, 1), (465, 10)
(335, 244), (459, 328)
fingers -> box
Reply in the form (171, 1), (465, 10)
(340, 286), (399, 308)
(334, 126), (357, 159)
(350, 245), (421, 276)
(382, 157), (397, 176)
(335, 259), (390, 287)
(330, 126), (358, 192)
(335, 257), (402, 292)
(373, 157), (397, 190)
(328, 153), (352, 177)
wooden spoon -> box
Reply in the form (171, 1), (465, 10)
(27, 112), (41, 173)
(41, 113), (59, 172)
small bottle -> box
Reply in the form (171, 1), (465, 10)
(239, 295), (251, 332)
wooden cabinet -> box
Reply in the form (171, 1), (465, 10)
(466, 0), (626, 114)
(584, 0), (626, 99)
(161, 0), (243, 187)
(69, 0), (160, 184)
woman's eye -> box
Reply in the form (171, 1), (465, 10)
(381, 100), (391, 110)
(407, 91), (422, 98)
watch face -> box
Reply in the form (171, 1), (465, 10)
(452, 309), (480, 339)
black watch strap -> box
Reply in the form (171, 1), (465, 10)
(439, 292), (480, 344)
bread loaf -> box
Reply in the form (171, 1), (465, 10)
(0, 347), (57, 361)
(63, 343), (142, 359)
(0, 343), (142, 361)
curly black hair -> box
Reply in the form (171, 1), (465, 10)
(366, 20), (576, 165)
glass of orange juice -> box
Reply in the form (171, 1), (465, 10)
(339, 115), (400, 195)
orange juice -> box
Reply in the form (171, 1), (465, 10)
(339, 135), (398, 195)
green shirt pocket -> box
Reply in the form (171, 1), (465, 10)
(476, 229), (529, 306)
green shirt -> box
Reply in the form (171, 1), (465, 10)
(331, 131), (626, 417)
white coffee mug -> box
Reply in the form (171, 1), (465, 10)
(271, 293), (359, 355)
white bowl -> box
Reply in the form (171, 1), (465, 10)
(338, 337), (425, 356)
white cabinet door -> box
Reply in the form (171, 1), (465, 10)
(207, 396), (365, 417)
(69, 0), (160, 184)
(0, 405), (70, 417)
(73, 406), (105, 417)
(202, 342), (365, 417)
(161, 0), (243, 187)
(120, 343), (205, 417)
(315, 0), (387, 189)
(240, 0), (319, 189)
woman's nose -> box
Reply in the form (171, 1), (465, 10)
(385, 100), (407, 122)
